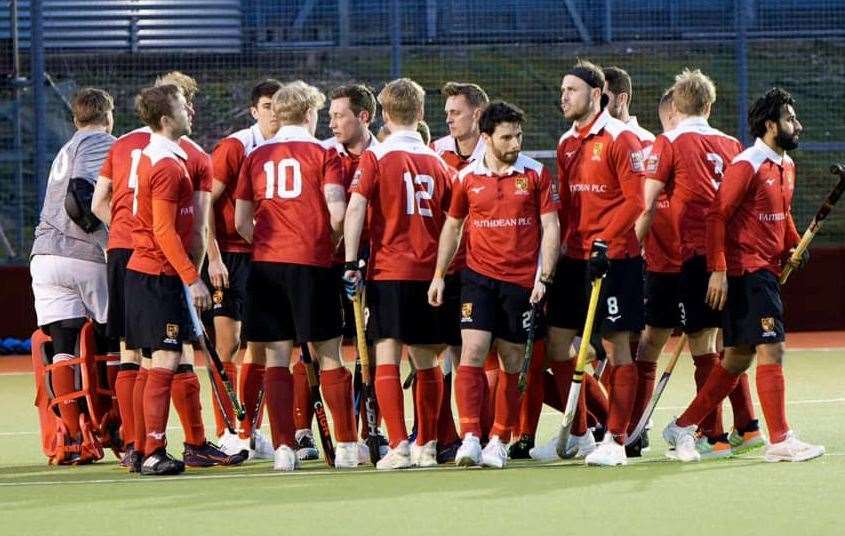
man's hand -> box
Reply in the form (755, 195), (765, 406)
(588, 239), (609, 281)
(428, 276), (445, 307)
(190, 279), (212, 311)
(342, 260), (363, 300)
(530, 280), (547, 305)
(207, 257), (229, 289)
(785, 246), (810, 272)
(706, 270), (728, 311)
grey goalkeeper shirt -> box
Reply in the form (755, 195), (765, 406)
(31, 129), (116, 264)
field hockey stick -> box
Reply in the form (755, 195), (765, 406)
(624, 333), (687, 446)
(780, 164), (845, 284)
(352, 292), (382, 465)
(183, 285), (246, 426)
(555, 276), (604, 458)
(518, 303), (540, 392)
(249, 386), (265, 451)
(402, 360), (417, 390)
(299, 343), (335, 467)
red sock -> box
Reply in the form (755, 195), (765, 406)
(549, 360), (587, 435)
(414, 366), (443, 445)
(172, 370), (206, 446)
(584, 373), (609, 426)
(516, 341), (548, 437)
(436, 370), (460, 445)
(292, 361), (313, 431)
(50, 354), (81, 436)
(114, 368), (137, 447)
(455, 365), (486, 438)
(211, 361), (237, 438)
(606, 363), (638, 444)
(541, 370), (563, 411)
(374, 364), (407, 447)
(320, 367), (357, 443)
(490, 370), (519, 443)
(600, 363), (614, 391)
(238, 363), (265, 439)
(756, 364), (789, 443)
(132, 368), (148, 456)
(143, 368), (175, 454)
(481, 354), (498, 440)
(628, 360), (657, 433)
(693, 353), (725, 437)
(678, 364), (741, 428)
(265, 366), (294, 449)
(728, 372), (756, 431)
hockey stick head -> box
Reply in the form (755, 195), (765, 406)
(829, 163), (845, 178)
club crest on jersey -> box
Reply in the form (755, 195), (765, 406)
(213, 289), (224, 308)
(645, 153), (659, 173)
(514, 176), (529, 195)
(761, 317), (776, 337)
(591, 142), (604, 161)
(164, 323), (180, 344)
(629, 150), (645, 172)
(461, 303), (473, 323)
(351, 169), (362, 188)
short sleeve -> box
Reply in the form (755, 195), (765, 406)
(99, 146), (114, 180)
(195, 151), (213, 192)
(211, 138), (244, 187)
(448, 174), (469, 219)
(537, 166), (560, 214)
(233, 153), (255, 201)
(644, 135), (674, 184)
(350, 150), (378, 198)
(323, 147), (345, 186)
(72, 133), (115, 183)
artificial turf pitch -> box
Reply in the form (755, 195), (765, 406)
(1, 348), (841, 535)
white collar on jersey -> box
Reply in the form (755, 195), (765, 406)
(272, 125), (317, 143)
(384, 130), (424, 145)
(753, 137), (786, 166)
(469, 153), (527, 176)
(250, 122), (268, 146)
(147, 132), (187, 160)
(323, 131), (379, 156)
(562, 107), (612, 139)
(627, 116), (641, 128)
(676, 116), (710, 129)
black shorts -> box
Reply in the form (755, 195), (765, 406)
(644, 271), (685, 329)
(460, 269), (541, 344)
(244, 261), (342, 344)
(331, 264), (357, 340)
(124, 270), (194, 352)
(680, 255), (722, 334)
(722, 270), (785, 348)
(442, 271), (463, 347)
(547, 256), (645, 335)
(106, 248), (132, 339)
(201, 252), (250, 322)
(366, 280), (446, 346)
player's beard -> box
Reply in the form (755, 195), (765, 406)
(776, 127), (799, 151)
(492, 143), (519, 165)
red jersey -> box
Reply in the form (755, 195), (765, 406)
(127, 134), (197, 284)
(351, 131), (455, 281)
(100, 127), (211, 251)
(645, 117), (743, 262)
(432, 135), (485, 272)
(449, 154), (560, 289)
(706, 138), (800, 277)
(322, 134), (379, 264)
(210, 124), (269, 254)
(556, 109), (646, 260)
(234, 125), (343, 267)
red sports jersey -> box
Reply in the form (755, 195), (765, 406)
(706, 138), (800, 277)
(432, 135), (485, 272)
(127, 134), (197, 283)
(100, 127), (210, 251)
(351, 131), (455, 281)
(449, 154), (559, 289)
(556, 109), (646, 260)
(234, 125), (343, 267)
(211, 125), (270, 254)
(645, 117), (743, 262)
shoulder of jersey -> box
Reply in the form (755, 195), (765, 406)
(631, 124), (656, 143)
(179, 135), (208, 156)
(143, 140), (187, 167)
(370, 135), (443, 163)
(432, 135), (456, 155)
(457, 153), (543, 181)
(115, 126), (151, 145)
(731, 144), (793, 172)
(663, 122), (741, 145)
(603, 115), (640, 141)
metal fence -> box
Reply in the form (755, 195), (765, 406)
(2, 0), (844, 263)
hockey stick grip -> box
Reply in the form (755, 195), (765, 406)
(518, 304), (539, 393)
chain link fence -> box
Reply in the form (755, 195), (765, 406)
(2, 0), (844, 263)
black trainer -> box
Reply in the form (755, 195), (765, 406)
(436, 439), (461, 464)
(140, 449), (186, 476)
(507, 435), (535, 460)
(183, 441), (248, 467)
(625, 434), (644, 458)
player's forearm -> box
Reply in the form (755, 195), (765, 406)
(91, 177), (112, 225)
(343, 194), (367, 261)
(539, 213), (561, 278)
(785, 212), (801, 248)
(151, 200), (199, 285)
(634, 210), (654, 243)
(705, 211), (727, 272)
(434, 218), (463, 278)
(190, 192), (210, 267)
(234, 200), (254, 244)
(636, 178), (664, 242)
(206, 208), (222, 262)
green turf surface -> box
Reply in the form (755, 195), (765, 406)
(1, 350), (842, 535)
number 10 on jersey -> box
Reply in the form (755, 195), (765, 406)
(264, 158), (302, 199)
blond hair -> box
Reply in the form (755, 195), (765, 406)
(378, 78), (425, 126)
(156, 71), (198, 103)
(273, 80), (326, 125)
(672, 68), (716, 116)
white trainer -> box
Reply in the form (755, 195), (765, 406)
(455, 433), (482, 467)
(273, 445), (300, 471)
(480, 435), (508, 469)
(529, 435), (560, 461)
(218, 431), (247, 456)
(251, 429), (275, 460)
(375, 440), (412, 470)
(663, 418), (701, 462)
(334, 442), (360, 469)
(567, 432), (597, 459)
(411, 440), (438, 468)
(585, 434), (627, 466)
(763, 431), (824, 462)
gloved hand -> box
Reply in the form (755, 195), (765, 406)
(342, 260), (364, 300)
(588, 239), (609, 281)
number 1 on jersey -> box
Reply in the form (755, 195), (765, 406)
(403, 172), (434, 217)
(128, 149), (142, 215)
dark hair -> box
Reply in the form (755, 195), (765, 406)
(603, 66), (632, 98)
(478, 100), (525, 135)
(748, 87), (796, 139)
(72, 87), (113, 127)
(441, 81), (489, 109)
(136, 84), (180, 131)
(330, 83), (377, 120)
(250, 79), (282, 108)
(568, 58), (605, 89)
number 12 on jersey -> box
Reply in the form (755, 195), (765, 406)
(403, 172), (434, 217)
